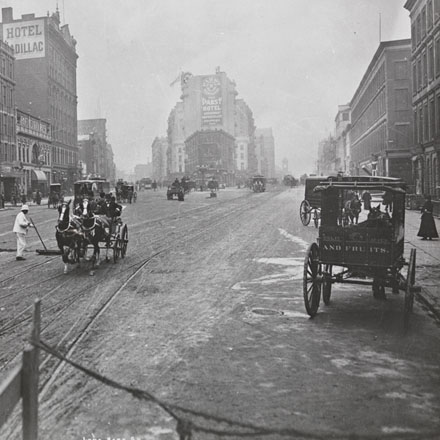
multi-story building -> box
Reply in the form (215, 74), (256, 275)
(0, 38), (20, 201)
(334, 104), (351, 175)
(106, 144), (116, 184)
(350, 39), (413, 187)
(316, 135), (338, 176)
(16, 109), (51, 196)
(166, 102), (185, 176)
(255, 128), (275, 178)
(78, 119), (112, 179)
(134, 163), (152, 182)
(151, 136), (168, 184)
(404, 0), (440, 196)
(1, 6), (80, 191)
(234, 99), (256, 175)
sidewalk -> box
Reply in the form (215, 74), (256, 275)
(0, 197), (49, 211)
(405, 208), (440, 321)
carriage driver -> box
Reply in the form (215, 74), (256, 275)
(104, 196), (123, 234)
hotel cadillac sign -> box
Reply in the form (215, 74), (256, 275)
(2, 20), (45, 60)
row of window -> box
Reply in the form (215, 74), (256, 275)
(411, 0), (440, 49)
(412, 34), (440, 92)
(0, 54), (14, 80)
(0, 112), (15, 139)
(350, 89), (386, 142)
(351, 123), (387, 163)
(0, 81), (14, 109)
(0, 141), (15, 162)
(414, 92), (440, 143)
(351, 63), (385, 123)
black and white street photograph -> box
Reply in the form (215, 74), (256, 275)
(1, 1), (440, 439)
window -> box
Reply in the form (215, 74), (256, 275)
(416, 14), (421, 44)
(429, 98), (435, 139)
(435, 0), (440, 22)
(395, 88), (409, 110)
(422, 7), (427, 37)
(414, 109), (418, 143)
(413, 62), (417, 91)
(423, 51), (428, 86)
(436, 37), (440, 77)
(411, 24), (416, 49)
(428, 44), (434, 81)
(395, 60), (408, 79)
(428, 0), (433, 28)
(437, 94), (440, 135)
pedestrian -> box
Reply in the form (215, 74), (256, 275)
(20, 191), (26, 205)
(0, 192), (4, 209)
(362, 190), (372, 211)
(383, 191), (393, 213)
(35, 190), (41, 205)
(350, 194), (362, 224)
(12, 204), (33, 261)
(417, 195), (439, 240)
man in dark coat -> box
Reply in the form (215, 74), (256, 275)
(362, 190), (372, 211)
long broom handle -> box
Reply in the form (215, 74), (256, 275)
(29, 217), (48, 252)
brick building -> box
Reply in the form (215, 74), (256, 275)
(404, 0), (440, 196)
(1, 6), (79, 191)
(0, 38), (19, 201)
(350, 39), (413, 188)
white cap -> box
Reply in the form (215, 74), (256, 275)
(21, 205), (29, 211)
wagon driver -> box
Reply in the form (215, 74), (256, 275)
(12, 204), (33, 261)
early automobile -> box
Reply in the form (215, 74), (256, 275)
(167, 179), (185, 201)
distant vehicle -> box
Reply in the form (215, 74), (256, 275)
(167, 179), (185, 201)
(283, 175), (298, 187)
(140, 177), (152, 190)
(48, 183), (63, 209)
(74, 178), (110, 205)
(251, 175), (266, 193)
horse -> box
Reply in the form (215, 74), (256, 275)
(55, 200), (86, 274)
(358, 204), (391, 228)
(77, 198), (112, 268)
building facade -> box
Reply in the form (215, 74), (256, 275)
(316, 135), (338, 176)
(255, 128), (275, 178)
(0, 38), (20, 201)
(1, 6), (80, 191)
(234, 99), (256, 176)
(334, 104), (351, 175)
(350, 39), (413, 187)
(16, 110), (51, 197)
(151, 136), (168, 184)
(77, 119), (112, 179)
(405, 0), (440, 196)
(166, 102), (185, 176)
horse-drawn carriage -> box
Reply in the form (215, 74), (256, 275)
(74, 178), (110, 206)
(56, 197), (128, 273)
(302, 176), (420, 330)
(48, 183), (63, 209)
(299, 176), (330, 228)
(251, 175), (266, 193)
(167, 179), (185, 201)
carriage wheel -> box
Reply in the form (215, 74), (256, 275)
(404, 248), (416, 330)
(322, 264), (332, 305)
(303, 243), (321, 317)
(313, 209), (320, 228)
(113, 236), (120, 263)
(300, 200), (311, 226)
(120, 225), (128, 258)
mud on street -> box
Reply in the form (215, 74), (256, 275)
(1, 187), (440, 439)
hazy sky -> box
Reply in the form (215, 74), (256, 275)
(8, 0), (410, 175)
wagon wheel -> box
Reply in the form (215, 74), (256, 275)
(113, 235), (120, 263)
(313, 209), (320, 228)
(303, 243), (321, 317)
(322, 264), (332, 305)
(120, 225), (128, 258)
(403, 248), (416, 331)
(300, 200), (311, 226)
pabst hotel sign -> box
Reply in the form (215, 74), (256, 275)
(201, 75), (223, 128)
(2, 20), (45, 60)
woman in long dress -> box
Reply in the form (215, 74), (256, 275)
(417, 195), (439, 240)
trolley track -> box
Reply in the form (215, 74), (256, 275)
(0, 192), (272, 374)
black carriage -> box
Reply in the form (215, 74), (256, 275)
(299, 176), (331, 227)
(105, 217), (129, 263)
(74, 178), (110, 205)
(302, 176), (420, 330)
(167, 180), (185, 201)
(122, 184), (135, 203)
(251, 175), (266, 193)
(48, 183), (63, 209)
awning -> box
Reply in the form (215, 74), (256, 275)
(31, 170), (47, 182)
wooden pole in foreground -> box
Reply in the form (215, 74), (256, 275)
(22, 299), (40, 440)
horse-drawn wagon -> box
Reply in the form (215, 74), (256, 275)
(48, 183), (63, 209)
(74, 178), (110, 206)
(302, 176), (420, 330)
(251, 175), (266, 193)
(299, 176), (331, 227)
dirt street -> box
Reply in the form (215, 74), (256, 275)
(1, 187), (440, 439)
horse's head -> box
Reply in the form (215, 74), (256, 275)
(58, 200), (71, 226)
(367, 205), (382, 220)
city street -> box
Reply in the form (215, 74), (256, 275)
(0, 186), (439, 439)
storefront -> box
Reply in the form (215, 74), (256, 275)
(0, 165), (23, 201)
(31, 169), (49, 196)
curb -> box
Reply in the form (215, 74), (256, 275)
(417, 287), (440, 323)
